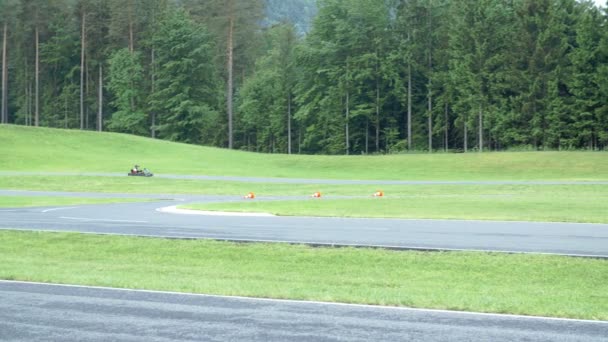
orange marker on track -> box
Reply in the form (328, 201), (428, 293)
(312, 192), (322, 198)
(244, 192), (255, 199)
(373, 190), (384, 197)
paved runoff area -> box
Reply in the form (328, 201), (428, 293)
(1, 191), (607, 257)
(1, 281), (606, 342)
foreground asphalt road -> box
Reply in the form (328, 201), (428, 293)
(1, 281), (606, 342)
(1, 190), (608, 256)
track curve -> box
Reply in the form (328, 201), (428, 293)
(1, 190), (608, 257)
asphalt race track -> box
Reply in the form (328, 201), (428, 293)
(1, 281), (607, 342)
(2, 186), (608, 341)
(1, 190), (608, 257)
(2, 171), (608, 185)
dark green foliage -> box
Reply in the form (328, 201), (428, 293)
(149, 8), (221, 145)
(238, 23), (298, 153)
(106, 48), (145, 134)
(1, 0), (607, 153)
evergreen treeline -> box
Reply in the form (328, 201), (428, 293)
(0, 0), (606, 154)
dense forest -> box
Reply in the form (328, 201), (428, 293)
(0, 0), (606, 153)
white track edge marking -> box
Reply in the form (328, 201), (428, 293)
(59, 217), (148, 223)
(156, 205), (275, 217)
(42, 207), (78, 213)
(0, 279), (606, 324)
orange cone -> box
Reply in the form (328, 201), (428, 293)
(373, 190), (384, 197)
(244, 192), (255, 199)
(312, 191), (322, 198)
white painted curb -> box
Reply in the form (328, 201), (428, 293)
(156, 205), (275, 217)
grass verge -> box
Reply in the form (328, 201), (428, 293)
(180, 184), (608, 223)
(0, 196), (149, 208)
(2, 125), (607, 180)
(0, 230), (606, 320)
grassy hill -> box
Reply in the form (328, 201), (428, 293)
(1, 124), (607, 181)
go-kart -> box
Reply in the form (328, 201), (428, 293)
(128, 168), (154, 177)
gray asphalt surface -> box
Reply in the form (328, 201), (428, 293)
(2, 188), (608, 340)
(1, 281), (606, 342)
(1, 190), (608, 256)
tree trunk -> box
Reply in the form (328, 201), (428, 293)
(127, 2), (135, 114)
(27, 80), (31, 125)
(376, 79), (380, 152)
(444, 102), (448, 151)
(35, 25), (39, 127)
(1, 22), (7, 124)
(365, 120), (369, 154)
(98, 63), (103, 132)
(151, 48), (156, 138)
(345, 90), (350, 155)
(287, 93), (291, 154)
(478, 104), (483, 152)
(227, 13), (234, 149)
(427, 8), (432, 153)
(532, 100), (537, 149)
(129, 22), (134, 53)
(428, 88), (432, 153)
(80, 10), (85, 130)
(23, 56), (27, 125)
(464, 114), (468, 153)
(85, 57), (90, 129)
(64, 85), (68, 128)
(407, 62), (412, 151)
(298, 125), (301, 154)
(128, 1), (134, 54)
(27, 80), (34, 126)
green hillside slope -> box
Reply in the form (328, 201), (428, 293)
(1, 125), (606, 181)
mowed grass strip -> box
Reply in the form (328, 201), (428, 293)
(0, 196), (149, 208)
(1, 125), (607, 180)
(181, 184), (608, 223)
(0, 230), (606, 320)
(0, 174), (606, 197)
(0, 175), (295, 195)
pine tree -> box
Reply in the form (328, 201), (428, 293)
(239, 23), (298, 153)
(447, 0), (515, 152)
(596, 2), (608, 149)
(39, 1), (80, 128)
(0, 0), (19, 123)
(149, 8), (220, 144)
(567, 1), (604, 149)
(511, 0), (572, 149)
(183, 0), (264, 149)
(106, 48), (146, 134)
(392, 0), (426, 151)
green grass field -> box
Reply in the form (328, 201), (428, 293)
(1, 124), (607, 181)
(182, 184), (608, 223)
(2, 125), (608, 320)
(1, 230), (606, 320)
(1, 125), (607, 222)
